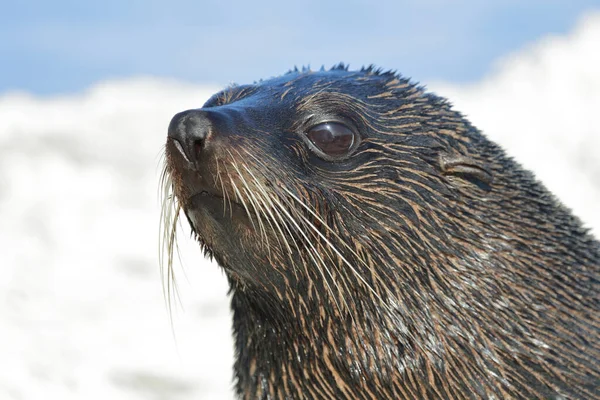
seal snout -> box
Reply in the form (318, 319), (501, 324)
(167, 109), (213, 164)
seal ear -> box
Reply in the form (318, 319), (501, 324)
(439, 153), (493, 191)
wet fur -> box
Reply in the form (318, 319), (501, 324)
(162, 65), (600, 399)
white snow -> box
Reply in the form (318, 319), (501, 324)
(0, 79), (235, 400)
(1, 11), (599, 400)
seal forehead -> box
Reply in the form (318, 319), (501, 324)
(271, 69), (399, 96)
(211, 68), (429, 142)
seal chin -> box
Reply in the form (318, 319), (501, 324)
(185, 190), (262, 279)
(189, 190), (221, 204)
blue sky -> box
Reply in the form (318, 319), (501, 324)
(1, 0), (599, 95)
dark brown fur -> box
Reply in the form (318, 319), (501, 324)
(162, 65), (600, 399)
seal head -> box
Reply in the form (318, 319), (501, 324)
(163, 65), (600, 399)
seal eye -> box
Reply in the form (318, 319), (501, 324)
(305, 122), (355, 158)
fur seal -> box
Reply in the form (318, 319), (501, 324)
(161, 65), (599, 399)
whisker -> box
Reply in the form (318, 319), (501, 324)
(215, 158), (228, 218)
(280, 186), (392, 311)
(283, 196), (358, 311)
(238, 164), (285, 248)
(269, 194), (348, 313)
(240, 164), (304, 281)
(228, 153), (270, 252)
(228, 173), (257, 232)
(238, 146), (386, 311)
(158, 166), (184, 327)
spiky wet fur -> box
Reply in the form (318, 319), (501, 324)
(161, 65), (600, 399)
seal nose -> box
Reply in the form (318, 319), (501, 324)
(167, 109), (211, 163)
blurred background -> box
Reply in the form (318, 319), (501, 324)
(1, 1), (599, 399)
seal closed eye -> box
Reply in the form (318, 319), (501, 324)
(161, 64), (600, 399)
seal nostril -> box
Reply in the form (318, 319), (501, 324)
(193, 139), (204, 156)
